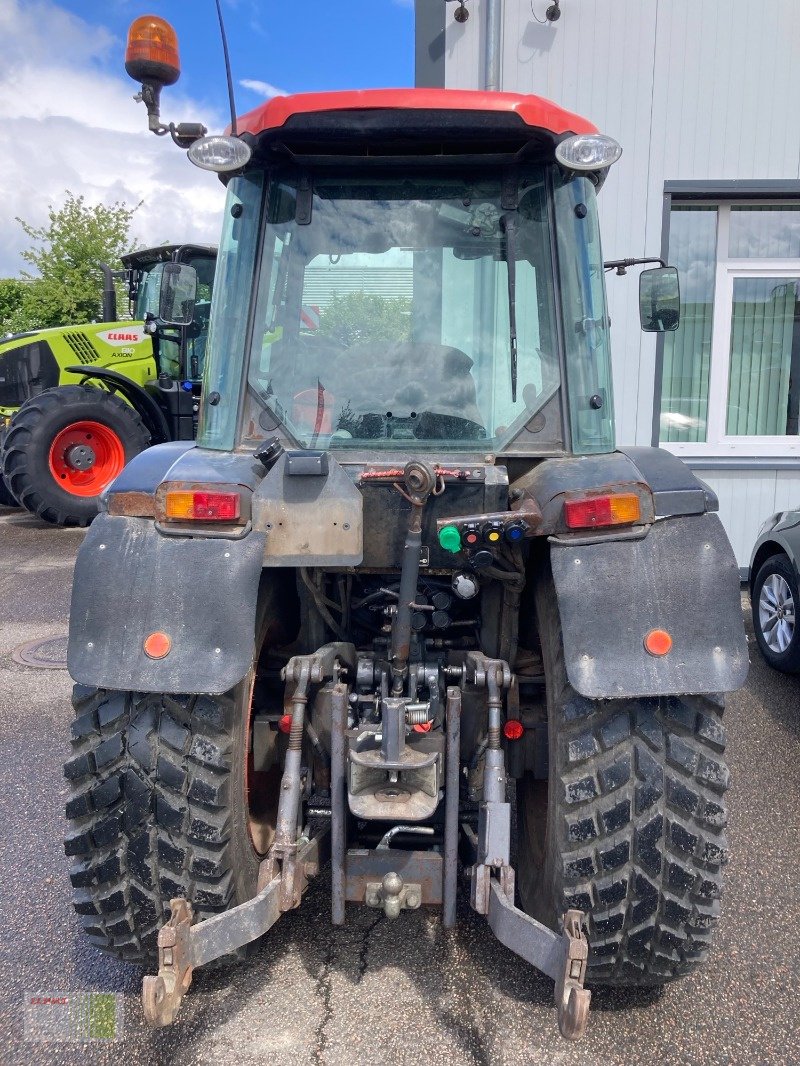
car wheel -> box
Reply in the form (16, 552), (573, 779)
(752, 554), (800, 673)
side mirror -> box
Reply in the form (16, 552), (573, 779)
(159, 263), (197, 325)
(640, 266), (680, 332)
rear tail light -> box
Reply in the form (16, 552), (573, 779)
(164, 490), (240, 522)
(563, 493), (641, 530)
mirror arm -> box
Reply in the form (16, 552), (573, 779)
(603, 256), (666, 276)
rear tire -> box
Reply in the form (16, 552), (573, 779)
(2, 385), (149, 526)
(64, 680), (268, 962)
(516, 570), (729, 986)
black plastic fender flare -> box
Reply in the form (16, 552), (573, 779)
(68, 515), (267, 694)
(548, 512), (749, 699)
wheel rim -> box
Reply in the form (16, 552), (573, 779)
(758, 572), (796, 653)
(48, 420), (126, 497)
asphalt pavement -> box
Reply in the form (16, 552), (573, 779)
(1, 503), (799, 1066)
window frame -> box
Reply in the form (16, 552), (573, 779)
(655, 183), (800, 459)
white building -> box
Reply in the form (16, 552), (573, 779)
(415, 0), (800, 572)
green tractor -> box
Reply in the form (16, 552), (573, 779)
(0, 243), (216, 525)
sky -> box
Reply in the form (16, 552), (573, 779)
(0, 0), (414, 278)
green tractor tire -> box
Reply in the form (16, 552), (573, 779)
(2, 385), (150, 526)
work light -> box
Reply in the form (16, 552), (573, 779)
(188, 135), (253, 173)
(555, 134), (622, 171)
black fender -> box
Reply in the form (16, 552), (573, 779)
(548, 511), (749, 698)
(104, 441), (263, 498)
(66, 365), (171, 444)
(68, 514), (268, 694)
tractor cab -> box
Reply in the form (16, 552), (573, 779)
(192, 92), (677, 466)
(126, 243), (217, 381)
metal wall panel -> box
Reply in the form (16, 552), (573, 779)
(691, 470), (800, 568)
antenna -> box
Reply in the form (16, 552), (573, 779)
(215, 0), (238, 135)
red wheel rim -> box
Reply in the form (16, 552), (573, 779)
(48, 420), (126, 497)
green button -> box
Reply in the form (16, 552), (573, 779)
(439, 525), (462, 553)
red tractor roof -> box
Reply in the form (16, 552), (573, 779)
(236, 88), (597, 138)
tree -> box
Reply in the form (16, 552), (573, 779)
(317, 291), (412, 347)
(14, 191), (140, 329)
(0, 278), (31, 334)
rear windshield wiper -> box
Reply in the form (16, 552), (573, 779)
(501, 213), (518, 402)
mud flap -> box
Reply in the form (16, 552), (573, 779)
(549, 512), (748, 698)
(68, 514), (266, 694)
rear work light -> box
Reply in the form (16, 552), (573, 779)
(563, 493), (641, 530)
(164, 490), (240, 522)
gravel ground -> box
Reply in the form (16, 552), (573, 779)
(0, 504), (798, 1065)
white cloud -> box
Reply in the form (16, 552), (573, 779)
(0, 1), (228, 278)
(239, 79), (287, 99)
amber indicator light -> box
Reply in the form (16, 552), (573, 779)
(143, 631), (172, 659)
(644, 629), (672, 656)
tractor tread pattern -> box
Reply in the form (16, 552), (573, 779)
(64, 685), (238, 962)
(554, 672), (729, 984)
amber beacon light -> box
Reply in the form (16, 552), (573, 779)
(125, 16), (181, 87)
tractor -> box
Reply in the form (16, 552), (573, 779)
(62, 15), (748, 1040)
(0, 243), (216, 525)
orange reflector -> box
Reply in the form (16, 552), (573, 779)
(143, 631), (171, 659)
(504, 719), (525, 741)
(413, 720), (433, 733)
(644, 629), (672, 657)
(563, 493), (641, 530)
(164, 490), (240, 522)
(278, 714), (293, 734)
(125, 16), (181, 85)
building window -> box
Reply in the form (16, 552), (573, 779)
(659, 201), (800, 456)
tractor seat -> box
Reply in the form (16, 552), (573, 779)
(338, 341), (481, 422)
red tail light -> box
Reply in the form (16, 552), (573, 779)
(563, 493), (641, 530)
(164, 490), (240, 522)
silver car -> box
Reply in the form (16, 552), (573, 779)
(750, 509), (800, 671)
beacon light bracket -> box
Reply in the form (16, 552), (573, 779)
(125, 15), (209, 148)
